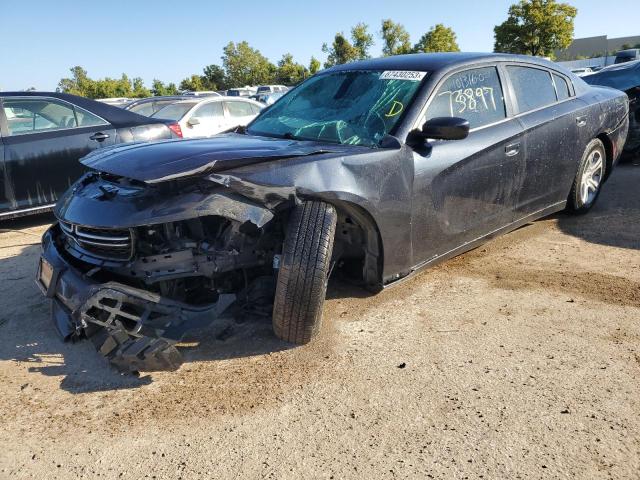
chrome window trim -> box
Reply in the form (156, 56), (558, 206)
(411, 61), (579, 135)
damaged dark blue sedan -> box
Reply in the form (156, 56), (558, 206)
(36, 53), (629, 372)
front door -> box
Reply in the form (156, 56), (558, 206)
(411, 65), (526, 265)
(0, 96), (115, 212)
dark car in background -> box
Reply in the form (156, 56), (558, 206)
(0, 92), (175, 219)
(122, 96), (188, 117)
(584, 60), (640, 156)
(614, 49), (640, 65)
(36, 53), (628, 372)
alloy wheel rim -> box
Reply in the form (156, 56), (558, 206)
(580, 149), (604, 206)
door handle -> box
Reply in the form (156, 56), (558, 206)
(576, 116), (587, 127)
(505, 142), (521, 157)
(89, 132), (110, 142)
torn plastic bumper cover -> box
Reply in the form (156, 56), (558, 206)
(36, 227), (235, 371)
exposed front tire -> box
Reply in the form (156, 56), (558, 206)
(272, 201), (337, 344)
(567, 138), (606, 214)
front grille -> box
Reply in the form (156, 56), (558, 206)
(60, 221), (133, 261)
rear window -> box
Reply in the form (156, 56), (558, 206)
(129, 102), (155, 116)
(151, 102), (196, 121)
(507, 66), (557, 114)
(553, 74), (571, 101)
(257, 86), (270, 93)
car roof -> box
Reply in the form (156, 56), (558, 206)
(128, 96), (186, 105)
(324, 52), (564, 74)
(171, 96), (261, 106)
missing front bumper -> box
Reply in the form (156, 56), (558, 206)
(37, 228), (236, 372)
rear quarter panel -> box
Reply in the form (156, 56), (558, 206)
(578, 86), (629, 167)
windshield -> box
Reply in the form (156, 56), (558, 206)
(151, 102), (197, 121)
(247, 70), (425, 147)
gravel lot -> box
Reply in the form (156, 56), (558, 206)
(1, 162), (639, 479)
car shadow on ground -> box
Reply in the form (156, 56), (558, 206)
(556, 161), (640, 250)
(5, 161), (636, 394)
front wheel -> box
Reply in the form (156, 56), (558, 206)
(272, 201), (337, 344)
(567, 138), (606, 214)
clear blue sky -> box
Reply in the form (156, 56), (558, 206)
(1, 0), (638, 91)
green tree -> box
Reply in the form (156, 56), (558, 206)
(151, 79), (179, 96)
(494, 0), (578, 58)
(380, 19), (412, 56)
(322, 23), (374, 67)
(58, 67), (156, 98)
(222, 41), (276, 87)
(351, 22), (374, 59)
(275, 53), (309, 85)
(131, 77), (151, 98)
(413, 24), (460, 53)
(57, 66), (94, 97)
(322, 33), (358, 67)
(179, 74), (205, 92)
(309, 56), (321, 75)
(202, 64), (227, 90)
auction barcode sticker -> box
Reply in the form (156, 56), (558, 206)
(379, 71), (427, 81)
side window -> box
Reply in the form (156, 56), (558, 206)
(226, 101), (254, 117)
(3, 98), (77, 135)
(553, 74), (571, 101)
(425, 66), (506, 129)
(250, 104), (262, 114)
(193, 102), (223, 119)
(75, 106), (108, 127)
(507, 66), (557, 113)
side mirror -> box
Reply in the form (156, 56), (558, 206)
(187, 117), (200, 126)
(421, 117), (470, 141)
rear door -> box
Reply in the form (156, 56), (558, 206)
(504, 65), (583, 215)
(411, 65), (526, 263)
(186, 101), (226, 137)
(0, 96), (115, 213)
(224, 100), (258, 128)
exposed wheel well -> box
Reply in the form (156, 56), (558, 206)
(286, 200), (383, 291)
(596, 133), (614, 181)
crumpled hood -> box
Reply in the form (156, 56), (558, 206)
(81, 133), (346, 183)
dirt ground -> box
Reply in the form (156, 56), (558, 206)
(1, 162), (639, 480)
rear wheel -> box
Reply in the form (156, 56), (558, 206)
(272, 201), (337, 344)
(567, 139), (606, 214)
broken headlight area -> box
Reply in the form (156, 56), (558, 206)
(46, 209), (285, 372)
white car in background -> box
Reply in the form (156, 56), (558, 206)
(151, 97), (263, 138)
(256, 85), (289, 94)
(181, 91), (221, 97)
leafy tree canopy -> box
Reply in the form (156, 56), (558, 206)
(380, 19), (412, 56)
(57, 66), (150, 98)
(275, 53), (309, 85)
(222, 41), (276, 87)
(413, 24), (460, 53)
(322, 23), (373, 67)
(494, 0), (577, 58)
